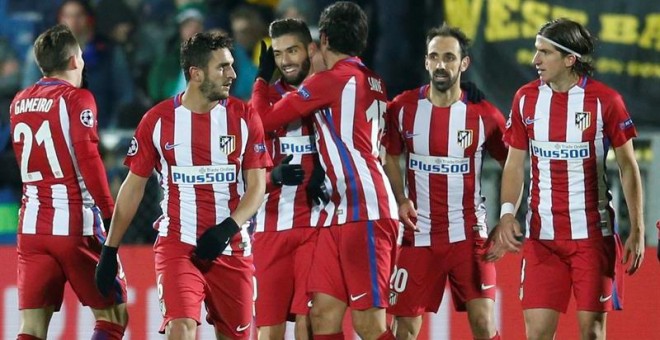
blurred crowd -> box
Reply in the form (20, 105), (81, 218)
(0, 0), (446, 243)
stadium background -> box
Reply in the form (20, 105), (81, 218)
(0, 0), (658, 338)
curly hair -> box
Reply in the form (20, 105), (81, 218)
(180, 32), (233, 81)
(318, 1), (368, 56)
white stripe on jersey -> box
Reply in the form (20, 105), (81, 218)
(339, 77), (382, 220)
(211, 105), (232, 228)
(474, 117), (488, 239)
(447, 102), (467, 243)
(22, 185), (39, 234)
(533, 88), (555, 239)
(566, 86), (588, 239)
(316, 109), (347, 224)
(154, 119), (170, 236)
(412, 99), (432, 247)
(174, 106), (197, 245)
(255, 192), (268, 232)
(594, 100), (612, 236)
(52, 184), (69, 235)
(237, 117), (251, 254)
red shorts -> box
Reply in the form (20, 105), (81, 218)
(253, 228), (318, 326)
(154, 235), (253, 338)
(520, 235), (623, 313)
(387, 235), (496, 317)
(17, 232), (127, 310)
(308, 219), (398, 310)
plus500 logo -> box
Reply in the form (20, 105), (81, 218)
(171, 165), (237, 184)
(408, 154), (469, 174)
(531, 141), (590, 160)
(279, 136), (316, 155)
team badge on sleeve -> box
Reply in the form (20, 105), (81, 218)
(80, 109), (95, 127)
(457, 129), (473, 149)
(253, 143), (267, 153)
(127, 137), (138, 156)
(298, 86), (311, 100)
(575, 111), (591, 131)
(219, 135), (236, 154)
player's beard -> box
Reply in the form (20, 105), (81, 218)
(431, 70), (459, 93)
(200, 77), (229, 101)
(281, 58), (311, 87)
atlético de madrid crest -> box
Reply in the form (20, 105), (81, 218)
(575, 112), (591, 131)
(219, 135), (235, 154)
(457, 129), (473, 149)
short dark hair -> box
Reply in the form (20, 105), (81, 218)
(426, 23), (471, 59)
(57, 0), (94, 21)
(33, 24), (79, 76)
(318, 1), (368, 56)
(538, 18), (595, 76)
(180, 32), (233, 81)
(269, 18), (312, 46)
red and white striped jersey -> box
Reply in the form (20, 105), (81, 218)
(505, 77), (637, 240)
(125, 94), (272, 255)
(253, 79), (327, 232)
(254, 57), (398, 225)
(385, 85), (508, 245)
(10, 78), (114, 236)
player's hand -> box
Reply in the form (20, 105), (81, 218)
(306, 156), (329, 206)
(484, 214), (523, 262)
(398, 198), (419, 232)
(95, 245), (119, 297)
(194, 217), (241, 261)
(256, 40), (275, 82)
(460, 81), (485, 103)
(622, 229), (644, 275)
(102, 218), (112, 233)
(271, 154), (305, 186)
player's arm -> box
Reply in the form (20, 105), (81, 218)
(232, 168), (266, 225)
(485, 146), (526, 262)
(614, 139), (645, 275)
(384, 153), (418, 231)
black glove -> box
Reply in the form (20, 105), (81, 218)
(306, 156), (330, 206)
(81, 65), (89, 89)
(102, 218), (111, 233)
(95, 245), (119, 297)
(271, 154), (304, 186)
(194, 217), (241, 261)
(256, 40), (275, 82)
(460, 81), (485, 103)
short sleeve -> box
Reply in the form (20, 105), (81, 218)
(603, 92), (637, 148)
(123, 110), (159, 178)
(67, 89), (99, 145)
(503, 90), (529, 151)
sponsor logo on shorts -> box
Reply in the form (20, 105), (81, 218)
(599, 294), (612, 303)
(389, 291), (398, 305)
(307, 300), (313, 308)
(236, 323), (251, 332)
(481, 284), (496, 290)
(349, 292), (367, 302)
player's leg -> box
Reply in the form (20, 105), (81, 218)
(342, 220), (398, 340)
(387, 246), (440, 340)
(523, 308), (560, 340)
(465, 299), (497, 339)
(17, 235), (67, 339)
(307, 227), (348, 336)
(577, 311), (607, 340)
(291, 228), (319, 340)
(154, 237), (206, 340)
(520, 239), (571, 340)
(204, 254), (253, 340)
(253, 231), (296, 339)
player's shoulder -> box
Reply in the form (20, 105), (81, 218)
(393, 86), (426, 105)
(584, 78), (621, 99)
(514, 79), (543, 98)
(140, 97), (175, 125)
(224, 96), (249, 112)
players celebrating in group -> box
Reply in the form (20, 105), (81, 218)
(9, 1), (645, 339)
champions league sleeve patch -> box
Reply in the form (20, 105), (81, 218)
(618, 118), (634, 130)
(253, 143), (267, 153)
(298, 86), (311, 100)
(127, 137), (139, 156)
(80, 109), (95, 127)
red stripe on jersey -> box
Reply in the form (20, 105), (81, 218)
(191, 111), (215, 232)
(548, 93), (571, 239)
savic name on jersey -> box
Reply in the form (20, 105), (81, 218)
(171, 164), (237, 185)
(279, 136), (316, 155)
(530, 140), (590, 160)
(408, 153), (470, 174)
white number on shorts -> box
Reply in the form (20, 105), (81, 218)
(390, 266), (409, 293)
(13, 121), (63, 182)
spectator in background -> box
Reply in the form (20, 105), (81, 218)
(229, 4), (269, 99)
(147, 3), (204, 103)
(21, 0), (135, 129)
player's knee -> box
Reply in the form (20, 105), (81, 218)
(525, 326), (556, 340)
(580, 324), (606, 340)
(394, 316), (421, 340)
(92, 303), (128, 326)
(468, 314), (496, 338)
(166, 319), (197, 340)
(93, 320), (126, 340)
